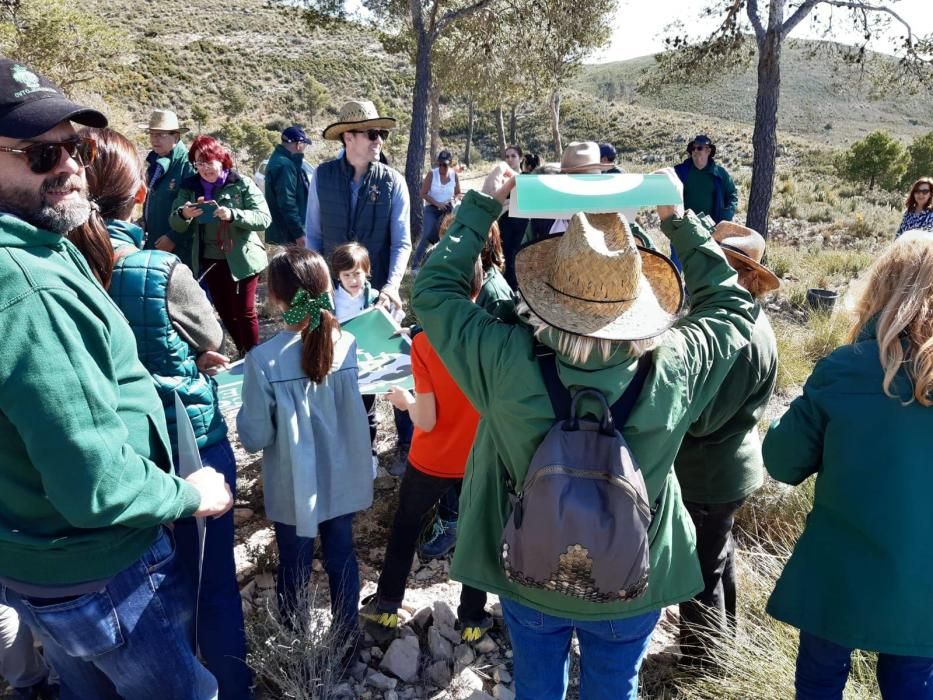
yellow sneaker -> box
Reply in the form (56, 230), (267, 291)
(360, 594), (398, 630)
(460, 615), (493, 643)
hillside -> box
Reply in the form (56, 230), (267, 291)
(575, 39), (933, 145)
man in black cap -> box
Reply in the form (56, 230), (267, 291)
(0, 58), (230, 699)
(674, 134), (738, 224)
(265, 124), (311, 246)
(599, 142), (622, 174)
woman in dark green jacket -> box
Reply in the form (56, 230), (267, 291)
(763, 231), (933, 699)
(169, 135), (270, 354)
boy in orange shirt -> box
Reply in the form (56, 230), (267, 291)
(361, 258), (491, 643)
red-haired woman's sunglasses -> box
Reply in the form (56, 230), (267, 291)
(0, 137), (97, 174)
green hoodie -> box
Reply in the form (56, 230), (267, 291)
(0, 214), (201, 585)
(412, 191), (755, 620)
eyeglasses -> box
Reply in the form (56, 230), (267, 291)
(194, 160), (217, 169)
(0, 137), (97, 174)
(916, 188), (931, 195)
(692, 145), (711, 152)
(351, 129), (390, 142)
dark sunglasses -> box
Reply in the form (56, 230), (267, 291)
(915, 188), (931, 195)
(351, 128), (390, 142)
(0, 137), (97, 174)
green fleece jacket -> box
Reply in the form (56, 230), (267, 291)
(0, 214), (202, 585)
(412, 191), (756, 619)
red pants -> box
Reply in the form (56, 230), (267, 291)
(201, 258), (259, 354)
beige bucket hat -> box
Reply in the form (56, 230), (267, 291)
(322, 100), (398, 141)
(713, 221), (780, 293)
(516, 212), (684, 340)
(560, 141), (611, 174)
(138, 109), (187, 133)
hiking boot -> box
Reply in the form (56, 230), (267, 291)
(388, 447), (409, 477)
(459, 614), (493, 644)
(359, 593), (399, 643)
(418, 517), (457, 559)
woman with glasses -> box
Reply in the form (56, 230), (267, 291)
(896, 177), (933, 238)
(170, 135), (271, 354)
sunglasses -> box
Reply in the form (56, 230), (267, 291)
(916, 188), (931, 195)
(351, 129), (390, 141)
(692, 145), (711, 152)
(0, 137), (97, 174)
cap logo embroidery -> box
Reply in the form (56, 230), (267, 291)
(11, 64), (55, 99)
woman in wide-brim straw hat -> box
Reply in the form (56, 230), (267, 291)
(411, 168), (756, 700)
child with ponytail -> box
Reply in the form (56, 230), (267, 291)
(237, 247), (373, 650)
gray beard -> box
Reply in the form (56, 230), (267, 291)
(31, 198), (91, 234)
(0, 174), (91, 234)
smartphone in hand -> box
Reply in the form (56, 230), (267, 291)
(196, 201), (219, 224)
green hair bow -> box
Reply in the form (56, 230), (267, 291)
(282, 288), (333, 328)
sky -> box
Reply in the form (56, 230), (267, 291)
(591, 0), (933, 64)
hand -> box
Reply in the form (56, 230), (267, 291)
(387, 386), (414, 411)
(181, 202), (203, 220)
(186, 467), (233, 517)
(214, 206), (233, 222)
(652, 167), (684, 222)
(196, 350), (230, 375)
(153, 235), (176, 253)
(492, 171), (517, 205)
(377, 286), (403, 310)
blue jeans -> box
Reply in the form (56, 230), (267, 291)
(413, 204), (447, 269)
(796, 630), (933, 700)
(175, 438), (252, 700)
(274, 515), (360, 642)
(2, 528), (217, 700)
(501, 598), (659, 700)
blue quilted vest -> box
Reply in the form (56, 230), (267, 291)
(316, 157), (397, 289)
(107, 221), (225, 457)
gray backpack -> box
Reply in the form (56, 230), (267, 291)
(501, 347), (656, 603)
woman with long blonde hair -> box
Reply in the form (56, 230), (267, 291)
(762, 232), (933, 698)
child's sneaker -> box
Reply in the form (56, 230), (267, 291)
(418, 517), (457, 559)
(459, 614), (493, 644)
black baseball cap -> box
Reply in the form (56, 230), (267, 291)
(0, 59), (107, 139)
(282, 125), (311, 144)
(437, 149), (452, 164)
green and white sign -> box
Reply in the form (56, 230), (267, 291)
(214, 307), (412, 411)
(508, 173), (682, 219)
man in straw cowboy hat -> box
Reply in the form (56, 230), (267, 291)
(304, 99), (410, 309)
(412, 169), (756, 699)
(139, 109), (196, 265)
(674, 221), (780, 668)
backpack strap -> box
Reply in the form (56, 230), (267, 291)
(609, 353), (652, 429)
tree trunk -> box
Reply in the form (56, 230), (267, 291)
(494, 105), (507, 157)
(509, 104), (517, 145)
(405, 29), (433, 245)
(747, 30), (782, 237)
(429, 85), (441, 163)
(464, 98), (475, 167)
(549, 90), (562, 159)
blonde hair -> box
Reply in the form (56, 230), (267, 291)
(846, 237), (933, 406)
(516, 300), (662, 364)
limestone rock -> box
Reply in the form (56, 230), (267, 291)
(365, 670), (397, 691)
(493, 684), (515, 700)
(424, 659), (452, 688)
(453, 643), (475, 673)
(473, 635), (498, 655)
(428, 626), (454, 661)
(380, 635), (421, 683)
(494, 667), (512, 684)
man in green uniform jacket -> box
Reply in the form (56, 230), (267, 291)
(264, 125), (310, 246)
(674, 221), (780, 666)
(412, 169), (755, 699)
(140, 109), (195, 264)
(0, 60), (231, 699)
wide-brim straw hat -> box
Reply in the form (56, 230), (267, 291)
(138, 109), (187, 132)
(322, 100), (397, 141)
(516, 212), (684, 340)
(560, 141), (612, 174)
(713, 221), (780, 293)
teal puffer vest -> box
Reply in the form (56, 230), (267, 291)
(316, 157), (396, 289)
(108, 233), (225, 456)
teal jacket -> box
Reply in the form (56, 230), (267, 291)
(0, 215), (201, 585)
(108, 220), (227, 455)
(169, 170), (270, 281)
(675, 306), (776, 503)
(144, 141), (196, 262)
(265, 144), (309, 245)
(412, 191), (755, 620)
(763, 321), (933, 656)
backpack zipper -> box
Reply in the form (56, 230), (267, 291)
(521, 465), (652, 521)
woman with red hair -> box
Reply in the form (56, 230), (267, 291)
(170, 135), (271, 353)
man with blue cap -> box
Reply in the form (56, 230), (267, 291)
(265, 124), (311, 246)
(674, 134), (738, 224)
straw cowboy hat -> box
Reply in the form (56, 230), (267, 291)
(138, 109), (187, 133)
(713, 221), (780, 293)
(560, 141), (611, 174)
(322, 100), (397, 141)
(515, 212), (684, 340)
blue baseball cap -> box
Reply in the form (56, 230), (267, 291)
(599, 143), (617, 162)
(282, 125), (311, 144)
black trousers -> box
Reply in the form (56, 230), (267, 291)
(376, 463), (486, 622)
(678, 498), (745, 662)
